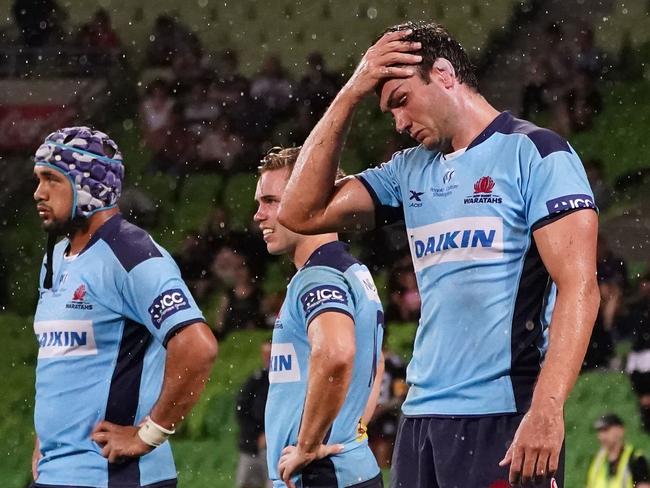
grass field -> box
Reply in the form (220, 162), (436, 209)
(2, 313), (648, 487)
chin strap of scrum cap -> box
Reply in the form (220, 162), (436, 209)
(43, 231), (57, 289)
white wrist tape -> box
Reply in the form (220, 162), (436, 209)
(137, 416), (175, 447)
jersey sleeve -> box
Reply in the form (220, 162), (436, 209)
(355, 150), (405, 226)
(293, 267), (356, 328)
(121, 251), (205, 346)
(523, 146), (596, 230)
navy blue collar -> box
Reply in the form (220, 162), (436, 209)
(78, 212), (124, 256)
(301, 240), (358, 273)
(466, 111), (512, 151)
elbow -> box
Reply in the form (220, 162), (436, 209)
(202, 334), (219, 367)
(277, 206), (307, 234)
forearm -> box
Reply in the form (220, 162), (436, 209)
(149, 323), (218, 429)
(279, 89), (360, 229)
(297, 351), (353, 452)
(531, 280), (600, 409)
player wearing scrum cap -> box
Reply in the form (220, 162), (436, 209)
(31, 126), (217, 488)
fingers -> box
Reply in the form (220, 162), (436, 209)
(91, 430), (109, 445)
(534, 450), (550, 483)
(508, 445), (524, 486)
(92, 420), (115, 435)
(520, 449), (539, 485)
(377, 52), (422, 68)
(319, 443), (344, 458)
(547, 446), (560, 479)
(376, 29), (415, 46)
(498, 444), (512, 467)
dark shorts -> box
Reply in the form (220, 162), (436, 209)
(32, 480), (176, 488)
(391, 415), (565, 488)
(300, 468), (383, 488)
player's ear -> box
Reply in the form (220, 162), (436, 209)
(432, 58), (456, 89)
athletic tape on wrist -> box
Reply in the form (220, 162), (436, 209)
(137, 416), (175, 447)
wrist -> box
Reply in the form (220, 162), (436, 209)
(529, 393), (565, 413)
(137, 416), (175, 448)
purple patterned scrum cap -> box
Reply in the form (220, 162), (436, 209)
(34, 126), (124, 219)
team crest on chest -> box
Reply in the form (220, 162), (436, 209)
(66, 284), (93, 310)
(464, 176), (503, 205)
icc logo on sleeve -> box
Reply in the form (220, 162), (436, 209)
(300, 284), (348, 317)
(148, 288), (190, 329)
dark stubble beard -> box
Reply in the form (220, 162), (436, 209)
(42, 215), (88, 237)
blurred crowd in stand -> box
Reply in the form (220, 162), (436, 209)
(521, 22), (606, 135)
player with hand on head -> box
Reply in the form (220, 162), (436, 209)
(31, 126), (218, 488)
(277, 21), (599, 488)
(254, 147), (385, 488)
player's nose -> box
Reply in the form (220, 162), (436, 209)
(394, 112), (411, 135)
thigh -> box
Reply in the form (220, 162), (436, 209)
(390, 417), (438, 488)
(429, 415), (565, 488)
(349, 473), (384, 488)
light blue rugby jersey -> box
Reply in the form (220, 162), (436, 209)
(33, 214), (204, 488)
(357, 112), (596, 417)
(265, 241), (383, 488)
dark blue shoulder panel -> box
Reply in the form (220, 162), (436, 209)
(303, 241), (359, 273)
(467, 112), (571, 158)
(500, 115), (571, 158)
(95, 214), (162, 272)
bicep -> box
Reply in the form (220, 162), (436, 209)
(307, 311), (356, 356)
(532, 209), (598, 286)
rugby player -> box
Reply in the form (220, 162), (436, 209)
(254, 147), (385, 488)
(277, 22), (600, 488)
(31, 127), (217, 488)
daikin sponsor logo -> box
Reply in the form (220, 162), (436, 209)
(269, 343), (300, 383)
(34, 320), (97, 358)
(408, 216), (504, 271)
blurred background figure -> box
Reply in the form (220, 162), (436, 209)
(235, 341), (272, 488)
(625, 272), (650, 434)
(367, 327), (407, 468)
(586, 413), (650, 488)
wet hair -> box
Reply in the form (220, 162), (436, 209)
(381, 21), (478, 91)
(258, 146), (346, 179)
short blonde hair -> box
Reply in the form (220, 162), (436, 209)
(259, 146), (346, 179)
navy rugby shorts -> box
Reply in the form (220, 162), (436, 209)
(391, 414), (564, 488)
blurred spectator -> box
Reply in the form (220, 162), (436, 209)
(586, 413), (650, 487)
(196, 115), (244, 172)
(598, 234), (628, 287)
(583, 235), (627, 370)
(584, 158), (613, 212)
(139, 79), (175, 155)
(625, 272), (650, 433)
(385, 256), (421, 323)
(82, 9), (121, 54)
(565, 69), (602, 132)
(295, 51), (340, 138)
(367, 328), (407, 468)
(213, 249), (264, 339)
(148, 103), (198, 180)
(13, 0), (67, 47)
(250, 54), (294, 119)
(575, 25), (606, 81)
(146, 14), (201, 67)
(235, 341), (272, 488)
